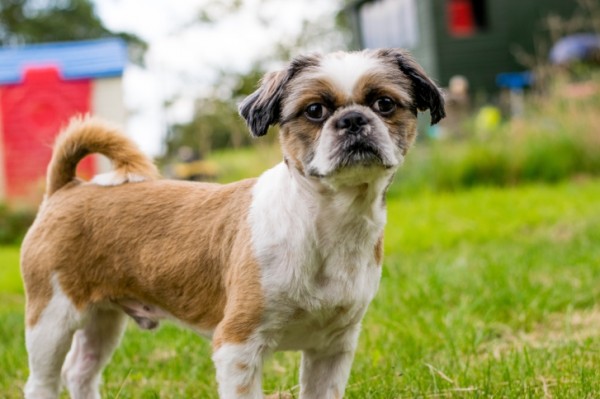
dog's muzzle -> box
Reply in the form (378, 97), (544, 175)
(333, 111), (386, 169)
(336, 111), (369, 135)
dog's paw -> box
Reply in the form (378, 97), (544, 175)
(265, 393), (294, 399)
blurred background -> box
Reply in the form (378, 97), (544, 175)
(0, 0), (597, 244)
(0, 0), (597, 201)
(0, 0), (598, 210)
(2, 1), (600, 397)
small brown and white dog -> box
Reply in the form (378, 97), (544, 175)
(21, 48), (444, 399)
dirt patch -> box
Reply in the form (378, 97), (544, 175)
(481, 307), (600, 359)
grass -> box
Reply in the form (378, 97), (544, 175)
(1, 178), (600, 397)
(207, 141), (282, 183)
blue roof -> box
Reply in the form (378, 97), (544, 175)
(0, 38), (127, 85)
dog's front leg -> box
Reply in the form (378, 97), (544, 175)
(212, 339), (265, 399)
(299, 326), (361, 399)
(212, 313), (268, 399)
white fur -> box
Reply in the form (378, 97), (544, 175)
(24, 276), (127, 399)
(61, 308), (126, 399)
(90, 171), (147, 186)
(299, 325), (361, 399)
(318, 52), (380, 97)
(240, 160), (392, 397)
(250, 163), (386, 339)
(24, 276), (82, 399)
(308, 122), (339, 178)
(212, 340), (265, 399)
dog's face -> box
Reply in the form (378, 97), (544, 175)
(240, 49), (445, 185)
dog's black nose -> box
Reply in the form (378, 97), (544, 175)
(336, 112), (368, 134)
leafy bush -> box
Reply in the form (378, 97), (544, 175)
(0, 205), (35, 245)
(390, 76), (600, 195)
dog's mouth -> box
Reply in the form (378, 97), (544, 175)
(338, 141), (384, 167)
(306, 141), (394, 180)
(331, 133), (397, 171)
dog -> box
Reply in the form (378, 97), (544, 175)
(21, 48), (445, 399)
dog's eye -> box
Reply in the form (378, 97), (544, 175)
(372, 97), (397, 116)
(304, 103), (329, 122)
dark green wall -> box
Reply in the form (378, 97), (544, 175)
(424, 0), (580, 93)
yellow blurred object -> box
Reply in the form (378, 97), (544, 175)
(475, 106), (502, 133)
(173, 160), (219, 180)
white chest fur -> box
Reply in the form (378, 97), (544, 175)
(248, 163), (388, 351)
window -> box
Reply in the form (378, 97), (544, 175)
(447, 0), (488, 37)
(359, 0), (419, 49)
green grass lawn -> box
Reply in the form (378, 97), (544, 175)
(2, 179), (600, 398)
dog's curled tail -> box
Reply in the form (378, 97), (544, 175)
(46, 116), (160, 196)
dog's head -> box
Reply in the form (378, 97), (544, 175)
(239, 49), (445, 185)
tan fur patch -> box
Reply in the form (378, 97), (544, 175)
(22, 120), (264, 343)
(352, 70), (413, 107)
(352, 71), (419, 154)
(20, 241), (53, 326)
(212, 226), (264, 348)
(236, 362), (249, 371)
(374, 234), (384, 266)
(281, 78), (344, 119)
(236, 384), (251, 395)
(22, 178), (263, 335)
(279, 121), (320, 175)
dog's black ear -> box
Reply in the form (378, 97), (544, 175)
(378, 49), (446, 125)
(239, 54), (321, 137)
(238, 70), (288, 137)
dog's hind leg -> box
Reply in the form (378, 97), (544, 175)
(62, 307), (127, 399)
(24, 282), (83, 399)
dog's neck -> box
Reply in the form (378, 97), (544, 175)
(251, 161), (389, 304)
(286, 162), (394, 225)
(251, 161), (394, 253)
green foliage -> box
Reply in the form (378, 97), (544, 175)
(414, 130), (597, 192)
(162, 66), (268, 163)
(207, 143), (282, 183)
(2, 180), (600, 397)
(0, 205), (34, 245)
(388, 78), (600, 195)
(0, 246), (22, 293)
(166, 98), (251, 158)
(0, 0), (146, 63)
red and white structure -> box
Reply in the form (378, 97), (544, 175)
(0, 39), (127, 201)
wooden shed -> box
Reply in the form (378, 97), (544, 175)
(350, 0), (580, 93)
(0, 38), (127, 202)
